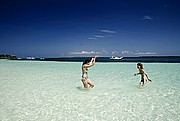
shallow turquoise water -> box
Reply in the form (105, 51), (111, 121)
(0, 60), (180, 121)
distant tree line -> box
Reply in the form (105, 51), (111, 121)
(0, 54), (17, 59)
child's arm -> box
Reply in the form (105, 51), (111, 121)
(134, 69), (142, 76)
(134, 73), (140, 76)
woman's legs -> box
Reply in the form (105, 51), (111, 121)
(87, 78), (94, 88)
(81, 78), (94, 88)
(82, 79), (88, 88)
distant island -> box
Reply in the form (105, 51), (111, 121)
(0, 54), (17, 59)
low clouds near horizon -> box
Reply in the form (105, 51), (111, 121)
(69, 50), (157, 56)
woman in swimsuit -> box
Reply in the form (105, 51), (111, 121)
(134, 63), (152, 87)
(81, 56), (98, 89)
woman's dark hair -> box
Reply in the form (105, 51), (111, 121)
(137, 63), (143, 69)
(83, 59), (90, 65)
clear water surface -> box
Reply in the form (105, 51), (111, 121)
(0, 60), (180, 121)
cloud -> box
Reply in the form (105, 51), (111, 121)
(94, 35), (105, 38)
(69, 50), (110, 56)
(69, 51), (101, 55)
(143, 16), (154, 20)
(102, 50), (109, 54)
(87, 29), (116, 40)
(121, 50), (157, 55)
(100, 29), (117, 34)
(69, 50), (157, 56)
(121, 50), (130, 54)
(112, 51), (119, 55)
(88, 37), (97, 40)
(88, 35), (105, 40)
(134, 51), (157, 55)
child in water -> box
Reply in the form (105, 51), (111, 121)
(134, 63), (152, 87)
(81, 56), (98, 89)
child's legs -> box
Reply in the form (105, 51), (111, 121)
(139, 81), (143, 87)
(140, 79), (146, 86)
(140, 76), (146, 86)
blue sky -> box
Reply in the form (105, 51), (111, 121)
(0, 0), (180, 57)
